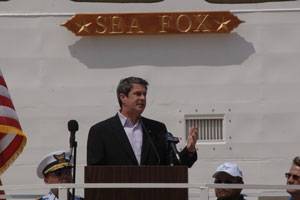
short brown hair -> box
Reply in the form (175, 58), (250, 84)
(116, 77), (148, 108)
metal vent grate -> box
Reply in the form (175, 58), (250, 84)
(185, 114), (224, 142)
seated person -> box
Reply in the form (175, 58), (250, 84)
(37, 150), (83, 200)
(286, 156), (300, 200)
(213, 162), (245, 200)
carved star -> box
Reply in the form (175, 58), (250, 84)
(75, 22), (93, 34)
(214, 17), (231, 32)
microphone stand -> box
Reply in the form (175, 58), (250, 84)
(141, 122), (160, 165)
(166, 132), (181, 166)
(68, 120), (79, 200)
(168, 142), (174, 166)
(70, 140), (77, 200)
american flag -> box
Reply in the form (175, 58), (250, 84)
(0, 70), (27, 175)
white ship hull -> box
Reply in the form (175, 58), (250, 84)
(1, 0), (300, 198)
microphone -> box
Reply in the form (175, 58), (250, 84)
(68, 119), (79, 132)
(166, 132), (181, 164)
(141, 122), (161, 165)
(166, 132), (179, 144)
(68, 120), (78, 148)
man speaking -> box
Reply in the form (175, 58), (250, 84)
(87, 77), (198, 167)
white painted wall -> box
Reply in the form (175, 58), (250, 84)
(1, 0), (300, 199)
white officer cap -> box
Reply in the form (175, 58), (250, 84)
(213, 162), (243, 178)
(37, 150), (72, 179)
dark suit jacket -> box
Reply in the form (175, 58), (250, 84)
(87, 114), (197, 167)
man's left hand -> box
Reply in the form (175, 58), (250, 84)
(186, 127), (198, 152)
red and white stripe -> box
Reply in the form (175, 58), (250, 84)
(0, 70), (27, 175)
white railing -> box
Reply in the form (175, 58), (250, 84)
(0, 183), (299, 200)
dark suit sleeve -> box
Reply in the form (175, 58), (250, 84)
(178, 147), (197, 168)
(87, 124), (105, 165)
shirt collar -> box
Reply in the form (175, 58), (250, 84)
(118, 112), (127, 126)
(44, 192), (58, 200)
(117, 112), (141, 127)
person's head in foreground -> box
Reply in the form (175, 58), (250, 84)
(37, 150), (73, 197)
(213, 162), (244, 200)
(286, 156), (300, 200)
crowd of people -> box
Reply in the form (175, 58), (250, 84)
(36, 151), (300, 200)
(211, 157), (300, 200)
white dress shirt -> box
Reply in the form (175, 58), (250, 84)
(118, 112), (143, 165)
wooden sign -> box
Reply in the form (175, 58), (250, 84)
(62, 12), (243, 36)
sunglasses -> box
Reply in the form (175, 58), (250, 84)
(285, 173), (300, 180)
(214, 179), (235, 184)
(51, 168), (72, 177)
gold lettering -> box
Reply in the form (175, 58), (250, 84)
(176, 15), (192, 33)
(110, 16), (124, 34)
(127, 18), (144, 34)
(159, 15), (172, 33)
(95, 16), (107, 34)
(193, 14), (210, 33)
